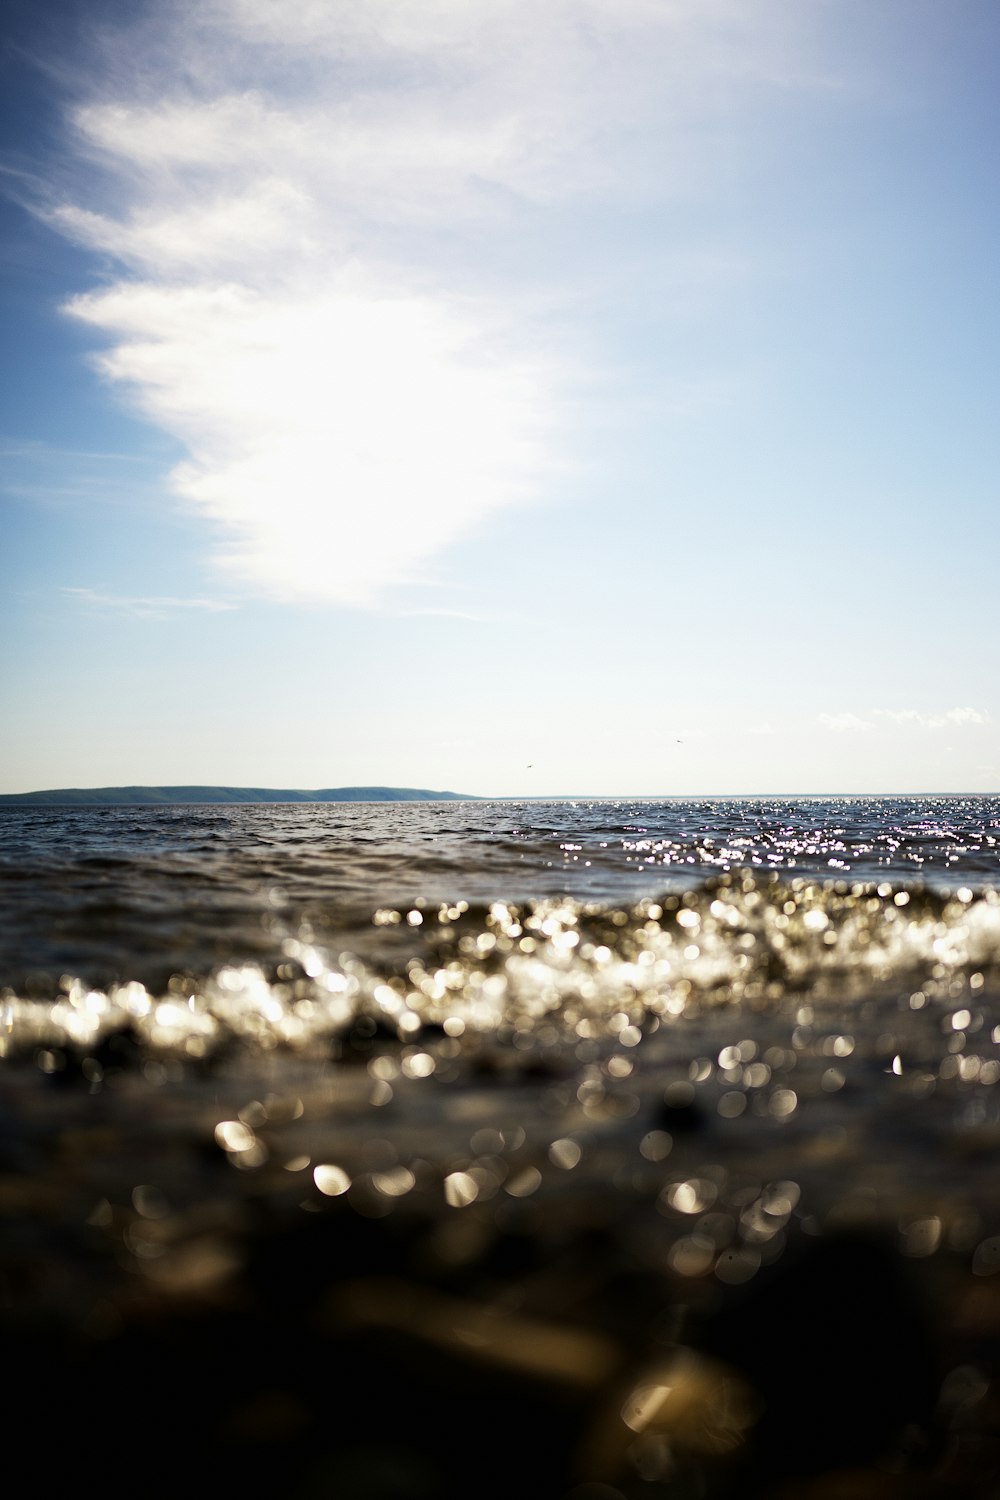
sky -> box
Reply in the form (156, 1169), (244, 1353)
(1, 0), (998, 797)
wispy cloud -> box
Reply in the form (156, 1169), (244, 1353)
(38, 1), (824, 606)
(0, 443), (156, 463)
(819, 707), (992, 735)
(819, 712), (872, 733)
(874, 707), (992, 730)
(396, 607), (491, 623)
(64, 586), (236, 619)
(0, 440), (173, 510)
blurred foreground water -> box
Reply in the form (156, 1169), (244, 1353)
(2, 797), (1000, 1497)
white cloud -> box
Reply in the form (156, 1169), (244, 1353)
(874, 707), (992, 730)
(52, 178), (313, 277)
(67, 275), (553, 605)
(819, 712), (872, 733)
(44, 0), (825, 605)
(817, 707), (992, 737)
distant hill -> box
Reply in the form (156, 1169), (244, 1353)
(0, 785), (479, 806)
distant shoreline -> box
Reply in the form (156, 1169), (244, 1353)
(0, 785), (479, 806)
(0, 786), (990, 805)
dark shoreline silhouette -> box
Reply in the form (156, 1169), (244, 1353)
(0, 784), (479, 805)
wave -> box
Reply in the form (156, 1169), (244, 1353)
(4, 873), (999, 1061)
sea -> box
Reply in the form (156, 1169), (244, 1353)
(2, 796), (1000, 1050)
(4, 796), (1000, 1494)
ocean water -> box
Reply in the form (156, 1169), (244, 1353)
(5, 797), (1000, 1494)
(2, 795), (999, 1052)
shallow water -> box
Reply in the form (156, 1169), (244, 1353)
(5, 798), (1000, 1494)
(2, 797), (1000, 1054)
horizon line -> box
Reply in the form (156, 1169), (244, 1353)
(1, 783), (997, 803)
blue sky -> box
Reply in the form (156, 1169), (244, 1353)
(2, 0), (997, 795)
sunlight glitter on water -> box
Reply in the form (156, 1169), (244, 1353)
(3, 875), (1000, 1061)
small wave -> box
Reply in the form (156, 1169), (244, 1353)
(4, 874), (999, 1062)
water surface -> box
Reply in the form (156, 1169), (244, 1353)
(2, 796), (998, 1048)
